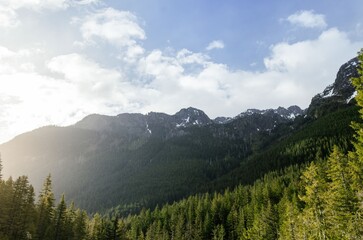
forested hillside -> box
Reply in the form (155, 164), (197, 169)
(0, 51), (362, 239)
(1, 102), (357, 214)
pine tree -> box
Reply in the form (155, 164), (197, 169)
(105, 216), (118, 240)
(325, 147), (358, 239)
(89, 213), (106, 240)
(36, 174), (55, 240)
(278, 193), (299, 240)
(54, 194), (67, 240)
(63, 202), (76, 240)
(73, 209), (88, 240)
(299, 161), (328, 240)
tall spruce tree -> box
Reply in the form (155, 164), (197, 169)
(54, 194), (67, 240)
(36, 174), (55, 240)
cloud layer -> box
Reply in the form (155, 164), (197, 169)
(0, 6), (362, 143)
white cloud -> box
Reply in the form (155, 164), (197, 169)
(0, 46), (42, 74)
(287, 10), (327, 29)
(0, 0), (98, 28)
(0, 6), (18, 28)
(48, 53), (125, 100)
(77, 8), (145, 47)
(73, 0), (101, 5)
(0, 0), (98, 10)
(134, 27), (361, 118)
(206, 40), (225, 51)
(263, 28), (359, 96)
(2, 0), (65, 10)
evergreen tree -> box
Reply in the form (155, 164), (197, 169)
(278, 194), (299, 240)
(325, 147), (358, 239)
(89, 213), (106, 240)
(54, 194), (67, 240)
(36, 174), (55, 240)
(73, 209), (88, 240)
(63, 202), (76, 240)
(299, 161), (328, 240)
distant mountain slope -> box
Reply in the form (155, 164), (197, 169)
(207, 103), (359, 193)
(0, 105), (301, 212)
(0, 57), (360, 213)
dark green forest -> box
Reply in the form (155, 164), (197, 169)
(1, 51), (363, 239)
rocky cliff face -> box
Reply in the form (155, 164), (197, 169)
(308, 57), (359, 118)
(237, 106), (304, 120)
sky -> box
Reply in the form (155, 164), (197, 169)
(0, 0), (363, 143)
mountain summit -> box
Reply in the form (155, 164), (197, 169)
(174, 107), (212, 127)
(308, 57), (360, 117)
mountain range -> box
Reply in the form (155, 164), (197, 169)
(0, 56), (360, 213)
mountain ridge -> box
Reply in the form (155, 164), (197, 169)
(0, 55), (360, 212)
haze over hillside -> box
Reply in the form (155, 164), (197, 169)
(1, 56), (359, 212)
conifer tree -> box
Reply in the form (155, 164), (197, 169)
(63, 202), (76, 240)
(54, 194), (67, 240)
(36, 174), (55, 240)
(299, 161), (328, 240)
(278, 193), (299, 240)
(325, 147), (358, 238)
(73, 209), (88, 240)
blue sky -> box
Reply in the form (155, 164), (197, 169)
(0, 0), (363, 143)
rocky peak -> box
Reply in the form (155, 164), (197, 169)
(318, 57), (358, 100)
(73, 107), (213, 141)
(308, 57), (360, 118)
(236, 106), (304, 120)
(174, 107), (212, 127)
(275, 106), (304, 119)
